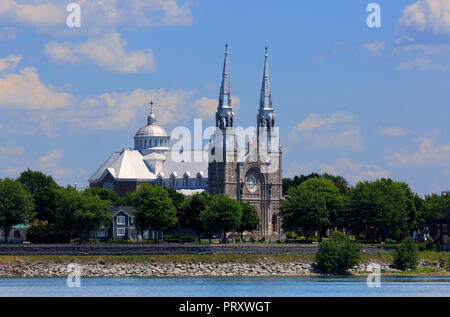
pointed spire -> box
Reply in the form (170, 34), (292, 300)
(218, 43), (231, 108)
(260, 46), (272, 110)
(147, 100), (156, 125)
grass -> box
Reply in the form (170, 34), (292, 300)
(0, 251), (448, 266)
(0, 253), (316, 265)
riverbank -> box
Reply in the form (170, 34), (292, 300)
(0, 253), (448, 277)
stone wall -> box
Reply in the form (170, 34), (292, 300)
(0, 244), (391, 256)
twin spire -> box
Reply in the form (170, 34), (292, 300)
(216, 44), (274, 129)
(218, 43), (231, 109)
(260, 46), (272, 110)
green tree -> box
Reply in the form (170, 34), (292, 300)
(425, 193), (450, 221)
(74, 193), (111, 241)
(179, 192), (211, 239)
(83, 187), (121, 206)
(315, 231), (362, 274)
(282, 173), (349, 195)
(0, 178), (35, 242)
(394, 237), (419, 270)
(167, 188), (185, 212)
(133, 184), (177, 242)
(120, 190), (138, 206)
(17, 169), (60, 222)
(54, 186), (110, 241)
(280, 178), (343, 240)
(236, 201), (260, 241)
(200, 194), (242, 243)
(347, 179), (415, 242)
(321, 173), (349, 194)
(282, 173), (320, 195)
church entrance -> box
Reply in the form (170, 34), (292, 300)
(272, 214), (278, 235)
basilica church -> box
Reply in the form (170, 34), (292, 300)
(89, 45), (282, 238)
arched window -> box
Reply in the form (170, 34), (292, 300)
(183, 174), (189, 187)
(196, 173), (202, 187)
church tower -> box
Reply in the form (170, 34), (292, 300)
(208, 45), (282, 239)
(208, 44), (239, 197)
(251, 46), (282, 237)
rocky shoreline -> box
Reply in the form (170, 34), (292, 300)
(0, 259), (443, 277)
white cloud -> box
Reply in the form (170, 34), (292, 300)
(0, 66), (73, 110)
(395, 1), (450, 71)
(398, 0), (450, 34)
(0, 0), (193, 35)
(0, 54), (21, 72)
(192, 96), (240, 120)
(0, 145), (25, 162)
(289, 112), (363, 151)
(35, 149), (88, 183)
(388, 137), (450, 167)
(364, 41), (386, 54)
(397, 57), (433, 71)
(0, 58), (196, 135)
(45, 32), (156, 73)
(0, 0), (63, 27)
(378, 126), (409, 136)
(37, 149), (63, 170)
(286, 159), (390, 184)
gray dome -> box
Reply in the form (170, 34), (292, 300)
(135, 124), (168, 137)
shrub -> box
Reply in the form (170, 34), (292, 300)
(394, 237), (419, 270)
(285, 232), (297, 240)
(315, 231), (362, 274)
(26, 220), (71, 243)
(179, 236), (198, 243)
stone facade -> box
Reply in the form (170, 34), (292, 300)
(208, 46), (282, 239)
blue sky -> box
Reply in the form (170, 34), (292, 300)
(0, 0), (449, 196)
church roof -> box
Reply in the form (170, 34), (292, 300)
(159, 150), (208, 178)
(89, 149), (156, 182)
(135, 124), (168, 137)
(134, 100), (169, 138)
(89, 149), (208, 183)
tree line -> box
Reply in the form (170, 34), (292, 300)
(281, 174), (450, 243)
(0, 169), (448, 244)
(0, 170), (259, 243)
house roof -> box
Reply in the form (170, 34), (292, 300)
(108, 205), (135, 216)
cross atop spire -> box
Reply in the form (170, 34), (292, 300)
(147, 100), (156, 125)
(260, 46), (272, 110)
(218, 43), (231, 109)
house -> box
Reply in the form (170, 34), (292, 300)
(0, 224), (29, 243)
(93, 206), (162, 241)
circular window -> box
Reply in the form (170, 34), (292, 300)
(103, 182), (114, 190)
(246, 175), (257, 192)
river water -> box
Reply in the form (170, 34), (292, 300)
(0, 276), (449, 297)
